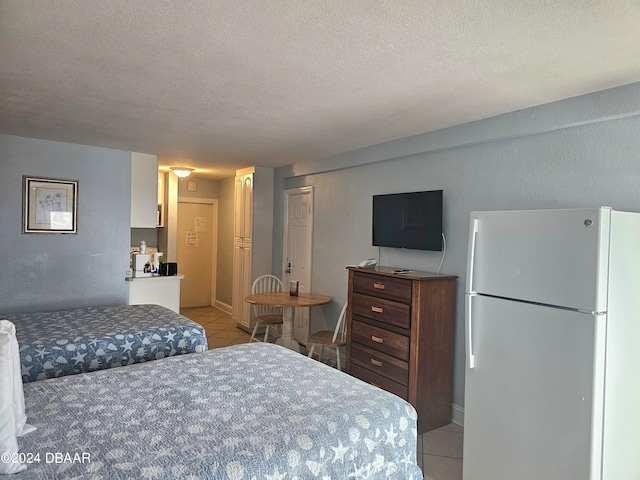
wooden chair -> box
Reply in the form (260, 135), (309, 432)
(307, 302), (348, 370)
(249, 274), (284, 343)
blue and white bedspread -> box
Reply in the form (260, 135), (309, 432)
(4, 304), (207, 383)
(14, 343), (423, 479)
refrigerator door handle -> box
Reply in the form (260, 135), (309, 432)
(466, 217), (479, 293)
(467, 294), (475, 369)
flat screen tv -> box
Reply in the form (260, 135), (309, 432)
(372, 190), (443, 251)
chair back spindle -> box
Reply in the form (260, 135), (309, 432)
(331, 302), (348, 344)
(249, 274), (284, 343)
(251, 275), (284, 327)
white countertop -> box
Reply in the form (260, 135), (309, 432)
(125, 275), (184, 282)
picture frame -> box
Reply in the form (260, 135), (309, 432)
(23, 176), (78, 234)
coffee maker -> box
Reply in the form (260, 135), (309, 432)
(132, 253), (153, 278)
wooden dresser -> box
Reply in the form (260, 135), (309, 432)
(345, 266), (457, 433)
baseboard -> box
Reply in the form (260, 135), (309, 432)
(451, 403), (464, 427)
(214, 300), (232, 314)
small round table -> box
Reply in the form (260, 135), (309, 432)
(244, 292), (332, 352)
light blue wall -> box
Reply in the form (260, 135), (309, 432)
(0, 134), (131, 314)
(274, 82), (640, 410)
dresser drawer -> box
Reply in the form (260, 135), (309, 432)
(350, 343), (409, 386)
(352, 292), (410, 329)
(350, 364), (408, 400)
(353, 271), (412, 303)
(351, 320), (409, 361)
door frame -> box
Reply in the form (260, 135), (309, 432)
(282, 187), (314, 342)
(177, 197), (219, 306)
(282, 186), (314, 281)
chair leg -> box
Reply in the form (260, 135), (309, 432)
(308, 344), (315, 359)
(336, 347), (341, 371)
(318, 346), (324, 363)
(250, 323), (260, 343)
(263, 325), (269, 343)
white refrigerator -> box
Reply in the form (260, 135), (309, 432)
(463, 207), (640, 480)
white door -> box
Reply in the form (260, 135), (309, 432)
(177, 200), (217, 308)
(463, 294), (599, 480)
(283, 188), (313, 345)
(467, 208), (609, 311)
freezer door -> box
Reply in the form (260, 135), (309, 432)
(463, 295), (604, 480)
(466, 208), (609, 312)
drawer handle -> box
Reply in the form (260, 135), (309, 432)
(371, 335), (384, 343)
(371, 306), (384, 314)
(371, 359), (383, 367)
(373, 282), (385, 290)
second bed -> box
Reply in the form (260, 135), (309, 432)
(4, 304), (207, 383)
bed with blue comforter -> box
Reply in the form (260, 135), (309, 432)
(4, 304), (207, 383)
(13, 343), (423, 479)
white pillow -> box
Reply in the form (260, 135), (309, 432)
(0, 320), (34, 474)
(0, 436), (24, 474)
(10, 327), (34, 438)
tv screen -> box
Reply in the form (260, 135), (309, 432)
(372, 190), (443, 251)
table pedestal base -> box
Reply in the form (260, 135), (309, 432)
(276, 306), (300, 352)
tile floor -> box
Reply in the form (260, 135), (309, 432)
(418, 422), (463, 480)
(181, 306), (464, 480)
(181, 305), (252, 348)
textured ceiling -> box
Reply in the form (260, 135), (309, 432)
(1, 1), (640, 179)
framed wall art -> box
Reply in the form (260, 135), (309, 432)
(23, 176), (78, 233)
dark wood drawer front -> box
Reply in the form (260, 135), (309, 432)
(352, 293), (410, 329)
(351, 344), (409, 386)
(353, 271), (412, 303)
(350, 364), (408, 400)
(352, 320), (409, 361)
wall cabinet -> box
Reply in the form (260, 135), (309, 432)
(130, 152), (158, 228)
(346, 266), (457, 434)
(234, 172), (253, 241)
(232, 167), (274, 329)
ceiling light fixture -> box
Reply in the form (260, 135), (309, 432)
(170, 167), (194, 178)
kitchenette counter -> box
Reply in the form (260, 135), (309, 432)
(126, 275), (184, 313)
(125, 275), (184, 281)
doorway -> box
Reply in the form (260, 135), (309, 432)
(177, 198), (218, 308)
(283, 187), (314, 345)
